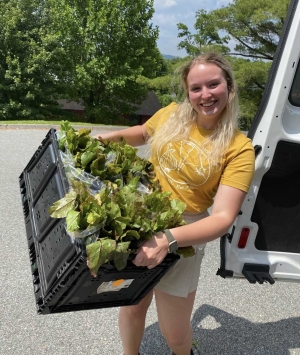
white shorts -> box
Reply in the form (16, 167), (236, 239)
(154, 211), (209, 298)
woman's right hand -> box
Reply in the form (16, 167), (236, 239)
(132, 231), (169, 269)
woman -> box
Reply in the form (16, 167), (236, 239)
(94, 53), (255, 355)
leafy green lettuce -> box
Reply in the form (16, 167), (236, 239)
(49, 121), (195, 276)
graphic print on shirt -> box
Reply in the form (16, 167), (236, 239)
(157, 138), (215, 190)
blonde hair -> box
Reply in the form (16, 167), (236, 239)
(148, 53), (239, 168)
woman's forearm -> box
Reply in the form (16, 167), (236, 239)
(94, 124), (148, 147)
(169, 213), (233, 247)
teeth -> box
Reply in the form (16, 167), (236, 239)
(202, 102), (215, 107)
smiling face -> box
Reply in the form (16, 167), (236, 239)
(187, 63), (229, 130)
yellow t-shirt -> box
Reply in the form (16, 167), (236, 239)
(145, 103), (255, 212)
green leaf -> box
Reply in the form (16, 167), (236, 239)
(86, 238), (117, 276)
(78, 136), (91, 150)
(81, 150), (97, 169)
(71, 179), (90, 200)
(126, 175), (140, 190)
(48, 190), (77, 218)
(106, 202), (121, 223)
(80, 196), (106, 228)
(66, 129), (79, 154)
(113, 241), (131, 271)
(170, 198), (186, 214)
(106, 162), (122, 176)
(122, 230), (140, 240)
(86, 210), (104, 226)
(111, 219), (126, 236)
(60, 121), (74, 133)
(177, 246), (195, 258)
(78, 128), (91, 137)
(66, 210), (81, 232)
(90, 155), (106, 177)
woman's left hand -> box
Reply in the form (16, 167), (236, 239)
(132, 231), (169, 269)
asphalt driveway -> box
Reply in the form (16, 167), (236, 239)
(0, 125), (300, 355)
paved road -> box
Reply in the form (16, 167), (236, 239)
(1, 125), (300, 355)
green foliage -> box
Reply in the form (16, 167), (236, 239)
(159, 94), (175, 107)
(58, 121), (157, 185)
(49, 121), (193, 275)
(210, 0), (289, 60)
(45, 0), (160, 123)
(178, 10), (228, 56)
(0, 0), (69, 119)
(0, 0), (161, 122)
(137, 74), (174, 106)
(229, 57), (272, 129)
(137, 57), (191, 106)
(177, 0), (289, 60)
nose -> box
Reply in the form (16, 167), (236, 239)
(201, 86), (211, 99)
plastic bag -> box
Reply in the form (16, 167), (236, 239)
(59, 150), (105, 195)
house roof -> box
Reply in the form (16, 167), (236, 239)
(58, 92), (161, 116)
(136, 91), (162, 116)
(57, 99), (85, 110)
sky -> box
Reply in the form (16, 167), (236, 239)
(152, 0), (232, 57)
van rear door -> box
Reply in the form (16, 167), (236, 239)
(218, 0), (300, 284)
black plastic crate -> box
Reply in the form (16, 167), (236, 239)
(19, 129), (179, 314)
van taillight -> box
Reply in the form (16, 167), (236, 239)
(238, 228), (250, 248)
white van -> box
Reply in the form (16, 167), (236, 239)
(217, 0), (300, 284)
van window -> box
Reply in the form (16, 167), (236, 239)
(289, 60), (300, 106)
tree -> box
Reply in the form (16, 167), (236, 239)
(46, 0), (160, 123)
(178, 9), (228, 56)
(229, 57), (272, 129)
(0, 0), (68, 119)
(178, 0), (289, 60)
(137, 56), (192, 107)
(176, 0), (290, 128)
(0, 0), (160, 122)
(208, 0), (289, 60)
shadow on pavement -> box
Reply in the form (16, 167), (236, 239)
(141, 304), (300, 355)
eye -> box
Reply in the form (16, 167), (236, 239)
(210, 82), (219, 88)
(190, 86), (201, 92)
